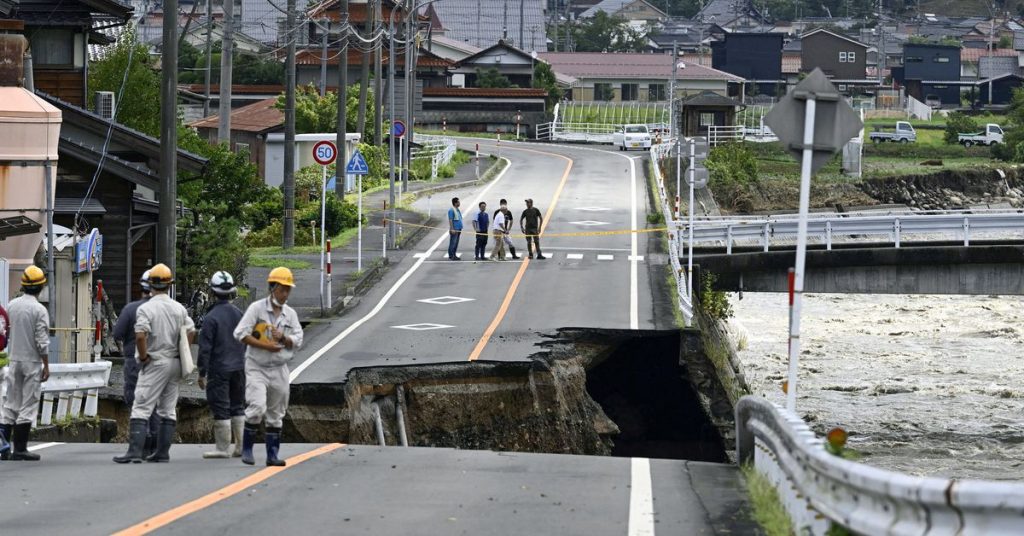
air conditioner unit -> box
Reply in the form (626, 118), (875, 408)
(95, 91), (115, 120)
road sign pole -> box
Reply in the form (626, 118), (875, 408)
(320, 163), (328, 316)
(357, 173), (363, 272)
(786, 97), (817, 414)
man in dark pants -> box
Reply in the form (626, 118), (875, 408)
(495, 199), (520, 260)
(471, 201), (489, 260)
(447, 197), (463, 260)
(113, 270), (160, 457)
(198, 271), (246, 459)
(520, 198), (546, 259)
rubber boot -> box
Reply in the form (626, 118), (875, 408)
(509, 246), (520, 260)
(10, 423), (40, 461)
(203, 420), (232, 459)
(143, 412), (160, 459)
(0, 423), (12, 460)
(265, 427), (286, 467)
(113, 418), (149, 464)
(146, 418), (175, 463)
(241, 422), (257, 465)
(231, 416), (245, 457)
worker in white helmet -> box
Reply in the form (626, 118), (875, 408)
(198, 271), (246, 459)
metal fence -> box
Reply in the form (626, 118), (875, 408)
(650, 141), (693, 324)
(737, 395), (1024, 535)
(412, 134), (457, 180)
(707, 125), (745, 145)
(0, 360), (111, 427)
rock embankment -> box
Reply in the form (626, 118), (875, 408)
(859, 166), (1024, 210)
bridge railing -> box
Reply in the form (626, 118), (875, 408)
(650, 141), (693, 324)
(737, 395), (1024, 535)
(412, 135), (457, 180)
(0, 360), (111, 427)
(681, 211), (1024, 253)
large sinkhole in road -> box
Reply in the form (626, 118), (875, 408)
(585, 332), (727, 462)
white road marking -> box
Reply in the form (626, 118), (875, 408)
(576, 206), (611, 211)
(391, 323), (454, 331)
(413, 253), (428, 258)
(437, 252), (463, 259)
(597, 254), (615, 261)
(628, 155), (639, 330)
(566, 253), (584, 260)
(417, 296), (475, 305)
(628, 256), (645, 262)
(568, 220), (610, 226)
(543, 246), (631, 252)
(28, 442), (64, 452)
(289, 158), (514, 383)
(628, 457), (656, 536)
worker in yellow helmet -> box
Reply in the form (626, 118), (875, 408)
(233, 267), (303, 466)
(114, 263), (197, 464)
(0, 266), (50, 461)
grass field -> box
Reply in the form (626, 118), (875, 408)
(559, 101), (669, 125)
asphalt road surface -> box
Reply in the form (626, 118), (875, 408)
(290, 141), (665, 385)
(2, 442), (757, 535)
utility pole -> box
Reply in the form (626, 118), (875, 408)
(159, 0), (178, 269)
(404, 8), (415, 192)
(876, 0), (884, 86)
(283, 0), (297, 248)
(669, 41), (677, 136)
(336, 0), (349, 200)
(387, 14), (397, 246)
(357, 0), (373, 138)
(320, 23), (328, 96)
(218, 0), (234, 141)
(203, 0), (213, 117)
(988, 5), (995, 105)
(374, 0), (383, 145)
(519, 0), (524, 47)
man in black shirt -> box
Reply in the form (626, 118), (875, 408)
(520, 199), (546, 259)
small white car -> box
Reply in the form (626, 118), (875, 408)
(612, 124), (652, 151)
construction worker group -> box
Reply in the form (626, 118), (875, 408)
(0, 263), (303, 467)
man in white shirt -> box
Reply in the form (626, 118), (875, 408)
(490, 208), (508, 260)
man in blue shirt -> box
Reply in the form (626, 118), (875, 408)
(471, 201), (489, 260)
(198, 271), (246, 459)
(447, 197), (463, 260)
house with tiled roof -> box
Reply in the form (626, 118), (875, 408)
(800, 29), (868, 82)
(452, 40), (537, 89)
(579, 0), (665, 23)
(424, 0), (546, 51)
(961, 47), (1019, 80)
(696, 0), (768, 30)
(538, 52), (742, 102)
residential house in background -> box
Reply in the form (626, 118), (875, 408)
(424, 0), (547, 51)
(711, 33), (784, 96)
(800, 29), (868, 81)
(538, 52), (742, 102)
(696, 0), (769, 31)
(190, 97), (281, 180)
(579, 0), (665, 24)
(960, 47), (1018, 80)
(452, 40), (535, 89)
(678, 91), (743, 137)
(895, 43), (962, 107)
(418, 87), (548, 135)
(975, 72), (1024, 107)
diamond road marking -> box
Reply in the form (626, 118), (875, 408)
(577, 206), (611, 212)
(628, 255), (645, 261)
(417, 296), (476, 306)
(597, 255), (614, 261)
(566, 253), (584, 260)
(568, 220), (610, 226)
(391, 323), (454, 331)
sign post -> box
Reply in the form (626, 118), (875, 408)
(312, 140), (337, 315)
(390, 120), (406, 246)
(346, 149), (371, 273)
(764, 69), (862, 413)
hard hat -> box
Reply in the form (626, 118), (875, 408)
(21, 265), (46, 287)
(267, 267), (295, 288)
(209, 271), (236, 296)
(147, 263), (174, 290)
(140, 269), (152, 292)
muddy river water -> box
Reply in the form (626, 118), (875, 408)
(729, 292), (1024, 481)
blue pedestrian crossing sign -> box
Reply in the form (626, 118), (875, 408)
(346, 150), (370, 175)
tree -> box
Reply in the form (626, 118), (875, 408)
(572, 11), (649, 53)
(993, 87), (1024, 161)
(274, 84), (377, 142)
(179, 41), (284, 85)
(533, 61), (563, 112)
(476, 67), (513, 88)
(944, 112), (979, 144)
(88, 29), (160, 135)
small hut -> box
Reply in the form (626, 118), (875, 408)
(678, 91), (744, 137)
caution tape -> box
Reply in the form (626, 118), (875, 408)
(382, 218), (669, 239)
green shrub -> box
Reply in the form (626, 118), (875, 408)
(863, 142), (990, 159)
(244, 219), (316, 247)
(944, 112), (979, 144)
(706, 142), (759, 186)
(699, 272), (733, 320)
(297, 195), (360, 237)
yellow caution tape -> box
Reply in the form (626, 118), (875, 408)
(383, 218), (669, 239)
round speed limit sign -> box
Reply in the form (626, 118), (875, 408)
(312, 140), (338, 166)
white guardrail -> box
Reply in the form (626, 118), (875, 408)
(650, 141), (693, 324)
(737, 396), (1024, 535)
(535, 122), (671, 144)
(0, 360), (111, 427)
(412, 134), (457, 180)
(681, 210), (1024, 253)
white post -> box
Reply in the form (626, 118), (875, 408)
(398, 138), (404, 196)
(319, 164), (328, 316)
(787, 97), (817, 413)
(675, 137), (682, 219)
(357, 174), (363, 272)
(688, 138), (695, 307)
(383, 228), (387, 259)
(475, 143), (480, 179)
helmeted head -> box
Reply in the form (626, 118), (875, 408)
(147, 263), (174, 291)
(209, 271), (236, 298)
(21, 265), (46, 295)
(267, 267), (294, 307)
(140, 269), (152, 295)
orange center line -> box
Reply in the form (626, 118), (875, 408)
(112, 443), (346, 536)
(468, 146), (574, 362)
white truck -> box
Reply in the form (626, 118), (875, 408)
(612, 124), (652, 151)
(958, 123), (1004, 146)
(868, 121), (917, 143)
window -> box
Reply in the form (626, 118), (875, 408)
(235, 142), (250, 154)
(648, 83), (667, 101)
(839, 52), (848, 63)
(30, 29), (74, 67)
(594, 83), (614, 101)
(621, 83), (639, 101)
(700, 113), (715, 126)
(905, 56), (923, 63)
(848, 51), (856, 63)
(934, 55), (950, 63)
(838, 84), (848, 91)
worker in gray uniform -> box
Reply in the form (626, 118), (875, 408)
(198, 271), (246, 459)
(234, 267), (303, 467)
(113, 269), (160, 457)
(113, 263), (196, 464)
(0, 266), (50, 461)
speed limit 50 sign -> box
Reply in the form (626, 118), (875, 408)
(312, 140), (338, 166)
